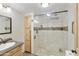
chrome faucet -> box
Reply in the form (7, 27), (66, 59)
(0, 38), (4, 43)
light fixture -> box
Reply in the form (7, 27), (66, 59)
(6, 7), (11, 13)
(0, 4), (11, 13)
(46, 13), (50, 16)
(41, 3), (49, 8)
(0, 4), (3, 9)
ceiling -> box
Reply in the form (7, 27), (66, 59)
(2, 3), (70, 15)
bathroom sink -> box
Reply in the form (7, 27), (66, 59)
(0, 42), (16, 51)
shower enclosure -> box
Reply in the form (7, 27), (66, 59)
(33, 10), (68, 56)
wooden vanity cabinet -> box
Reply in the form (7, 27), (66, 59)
(3, 45), (23, 56)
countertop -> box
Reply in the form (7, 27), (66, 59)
(0, 40), (23, 56)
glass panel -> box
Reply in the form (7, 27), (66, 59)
(33, 11), (68, 56)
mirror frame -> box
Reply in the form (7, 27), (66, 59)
(0, 15), (12, 35)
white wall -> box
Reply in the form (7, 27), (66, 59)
(0, 7), (24, 42)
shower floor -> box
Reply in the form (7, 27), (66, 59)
(34, 49), (65, 56)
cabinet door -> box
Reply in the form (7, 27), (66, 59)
(25, 28), (31, 41)
(3, 46), (22, 56)
(24, 16), (31, 28)
(24, 16), (31, 53)
(25, 40), (31, 52)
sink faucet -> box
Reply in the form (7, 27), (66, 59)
(0, 38), (4, 43)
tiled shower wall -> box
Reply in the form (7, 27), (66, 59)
(35, 30), (68, 55)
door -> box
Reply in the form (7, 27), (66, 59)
(24, 16), (31, 53)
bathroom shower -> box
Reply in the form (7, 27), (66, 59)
(33, 10), (68, 56)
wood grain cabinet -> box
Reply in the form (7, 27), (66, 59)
(24, 16), (32, 53)
(3, 46), (23, 56)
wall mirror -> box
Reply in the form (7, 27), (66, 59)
(0, 15), (12, 34)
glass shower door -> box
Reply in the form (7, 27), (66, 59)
(33, 11), (68, 56)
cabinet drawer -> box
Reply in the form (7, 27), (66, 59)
(3, 47), (22, 56)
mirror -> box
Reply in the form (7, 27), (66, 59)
(0, 15), (12, 34)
